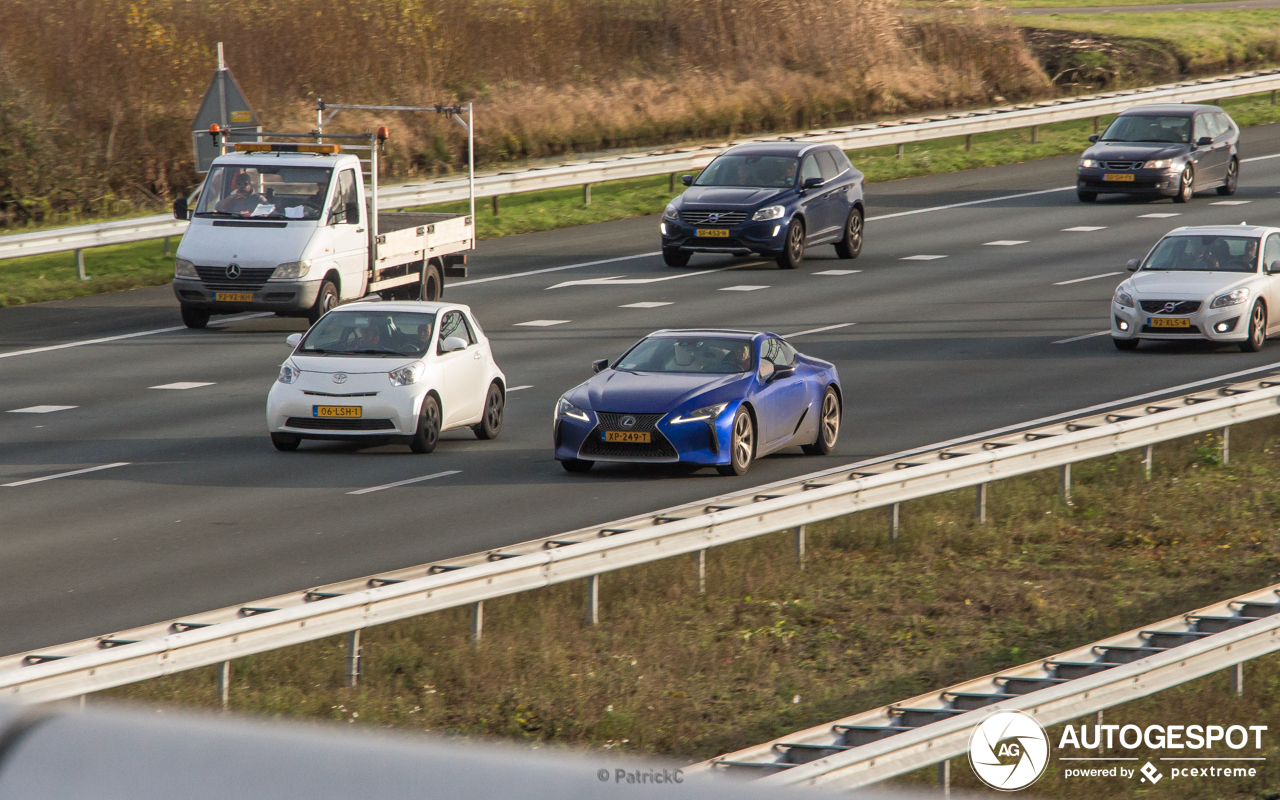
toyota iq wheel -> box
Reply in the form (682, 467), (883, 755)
(410, 395), (441, 453)
(717, 408), (755, 475)
(472, 382), (504, 440)
(271, 432), (300, 451)
(802, 387), (841, 455)
(1240, 302), (1267, 353)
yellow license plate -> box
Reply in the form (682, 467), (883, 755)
(1103, 173), (1135, 182)
(696, 228), (730, 238)
(604, 431), (650, 443)
(1150, 317), (1190, 328)
(215, 292), (254, 302)
(314, 405), (362, 418)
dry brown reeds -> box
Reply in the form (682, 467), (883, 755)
(0, 0), (1049, 225)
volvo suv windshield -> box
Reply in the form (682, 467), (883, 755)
(616, 337), (754, 373)
(694, 156), (799, 188)
(195, 165), (333, 220)
(299, 311), (437, 356)
(1143, 235), (1259, 273)
(1101, 115), (1191, 144)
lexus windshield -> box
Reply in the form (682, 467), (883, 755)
(694, 155), (799, 188)
(298, 311), (437, 356)
(1142, 235), (1259, 273)
(616, 337), (754, 374)
(195, 165), (333, 220)
(1100, 115), (1191, 144)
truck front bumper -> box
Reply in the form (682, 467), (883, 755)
(173, 278), (322, 315)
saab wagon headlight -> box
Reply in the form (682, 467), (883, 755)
(1144, 159), (1173, 170)
(671, 402), (728, 424)
(389, 362), (424, 387)
(752, 205), (785, 222)
(174, 258), (197, 278)
(1114, 289), (1135, 308)
(663, 203), (679, 220)
(271, 260), (312, 280)
(1212, 287), (1250, 308)
(556, 397), (590, 423)
(278, 361), (301, 384)
(1079, 159), (1099, 169)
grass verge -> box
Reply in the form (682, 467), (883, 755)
(105, 417), (1280, 790)
(8, 89), (1280, 308)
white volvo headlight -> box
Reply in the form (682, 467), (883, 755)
(1212, 287), (1250, 308)
(1114, 289), (1135, 308)
(388, 362), (425, 387)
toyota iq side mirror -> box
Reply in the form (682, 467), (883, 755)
(1196, 136), (1214, 148)
(1126, 258), (1141, 272)
(802, 177), (825, 190)
(592, 358), (610, 373)
(681, 174), (694, 187)
(440, 336), (468, 353)
(286, 333), (303, 348)
(173, 197), (189, 220)
(1087, 134), (1099, 144)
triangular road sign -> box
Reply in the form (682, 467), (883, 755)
(191, 43), (261, 172)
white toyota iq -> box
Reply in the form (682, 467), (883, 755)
(267, 301), (507, 452)
(1112, 225), (1280, 352)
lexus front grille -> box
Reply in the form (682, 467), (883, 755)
(579, 412), (678, 461)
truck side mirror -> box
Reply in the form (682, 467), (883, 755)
(1087, 134), (1099, 144)
(592, 358), (610, 373)
(1126, 258), (1140, 271)
(681, 175), (694, 187)
(173, 197), (189, 221)
(344, 201), (360, 224)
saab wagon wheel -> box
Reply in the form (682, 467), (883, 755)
(561, 458), (594, 473)
(717, 408), (755, 476)
(1218, 158), (1239, 196)
(1077, 191), (1097, 203)
(422, 261), (443, 300)
(662, 248), (691, 268)
(802, 387), (841, 455)
(472, 382), (504, 440)
(1240, 302), (1267, 353)
(1113, 337), (1140, 351)
(1174, 166), (1194, 203)
(410, 395), (441, 453)
(834, 208), (863, 259)
(271, 433), (300, 451)
(775, 220), (805, 269)
(180, 305), (210, 329)
(308, 280), (338, 325)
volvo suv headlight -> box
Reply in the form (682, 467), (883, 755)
(174, 258), (197, 278)
(278, 361), (301, 384)
(388, 362), (424, 387)
(1079, 159), (1099, 169)
(556, 397), (591, 423)
(271, 260), (312, 281)
(752, 205), (785, 222)
(671, 402), (728, 424)
(1114, 289), (1135, 308)
(1143, 159), (1173, 170)
(663, 203), (679, 220)
(1212, 287), (1250, 308)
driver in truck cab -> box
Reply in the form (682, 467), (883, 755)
(216, 172), (266, 215)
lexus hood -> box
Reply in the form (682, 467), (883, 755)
(577, 370), (750, 414)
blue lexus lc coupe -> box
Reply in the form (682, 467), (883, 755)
(553, 330), (842, 475)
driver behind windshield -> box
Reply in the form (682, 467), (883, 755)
(216, 172), (267, 215)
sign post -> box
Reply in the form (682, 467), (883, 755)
(190, 42), (261, 173)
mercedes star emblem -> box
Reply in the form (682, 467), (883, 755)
(332, 373), (348, 385)
(620, 415), (637, 429)
(225, 263), (242, 280)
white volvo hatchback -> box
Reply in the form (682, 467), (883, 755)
(267, 301), (506, 452)
(1112, 225), (1280, 352)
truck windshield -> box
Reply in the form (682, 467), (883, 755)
(195, 165), (333, 220)
(299, 311), (438, 357)
(694, 155), (799, 188)
(1143, 235), (1259, 273)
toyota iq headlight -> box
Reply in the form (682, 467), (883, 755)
(1080, 159), (1099, 169)
(1114, 289), (1135, 308)
(663, 203), (679, 220)
(752, 205), (785, 222)
(278, 361), (302, 384)
(671, 402), (728, 424)
(174, 258), (197, 278)
(388, 362), (424, 387)
(556, 397), (590, 423)
(1212, 287), (1250, 308)
(271, 260), (312, 281)
(1144, 159), (1173, 170)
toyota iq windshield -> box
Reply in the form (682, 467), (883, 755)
(299, 311), (437, 356)
(694, 156), (799, 188)
(1142, 235), (1259, 273)
(195, 165), (333, 220)
(1101, 115), (1191, 144)
(616, 337), (754, 374)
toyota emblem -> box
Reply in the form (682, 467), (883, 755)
(1164, 302), (1178, 313)
(620, 415), (637, 429)
(332, 373), (348, 385)
(225, 263), (242, 280)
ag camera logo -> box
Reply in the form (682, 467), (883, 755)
(969, 710), (1051, 791)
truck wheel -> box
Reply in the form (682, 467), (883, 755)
(181, 305), (210, 329)
(472, 382), (504, 440)
(423, 261), (443, 301)
(308, 280), (338, 325)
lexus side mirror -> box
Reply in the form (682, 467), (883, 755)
(344, 201), (361, 223)
(286, 333), (303, 347)
(1196, 136), (1213, 148)
(1087, 134), (1099, 144)
(802, 177), (824, 190)
(770, 365), (796, 382)
(173, 197), (189, 220)
(440, 336), (467, 353)
(592, 358), (610, 373)
(1126, 258), (1140, 272)
(758, 361), (775, 380)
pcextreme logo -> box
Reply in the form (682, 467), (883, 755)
(968, 710), (1051, 792)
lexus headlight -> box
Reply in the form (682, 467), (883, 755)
(1144, 159), (1172, 169)
(388, 362), (424, 387)
(671, 402), (728, 424)
(271, 260), (312, 280)
(1114, 289), (1135, 308)
(278, 361), (301, 384)
(174, 258), (197, 278)
(1212, 287), (1250, 308)
(663, 203), (679, 220)
(752, 205), (785, 222)
(556, 397), (590, 423)
(1079, 159), (1099, 169)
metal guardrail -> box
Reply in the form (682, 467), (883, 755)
(2, 371), (1279, 703)
(692, 583), (1280, 790)
(5, 68), (1280, 263)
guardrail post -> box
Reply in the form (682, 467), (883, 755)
(964, 134), (972, 152)
(975, 483), (987, 524)
(344, 630), (361, 689)
(1221, 426), (1230, 466)
(1230, 662), (1244, 696)
(938, 759), (951, 797)
(1061, 463), (1072, 504)
(78, 694), (86, 710)
(75, 249), (89, 281)
(586, 574), (600, 625)
(470, 601), (483, 645)
(491, 195), (499, 216)
(216, 661), (230, 710)
(895, 144), (904, 161)
(583, 184), (592, 206)
(890, 503), (900, 540)
(1273, 90), (1277, 105)
(162, 236), (171, 257)
(1093, 116), (1100, 134)
(795, 525), (806, 570)
(697, 549), (706, 594)
(669, 173), (675, 192)
(1030, 125), (1039, 144)
(1143, 444), (1153, 480)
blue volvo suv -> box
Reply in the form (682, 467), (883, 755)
(660, 142), (865, 269)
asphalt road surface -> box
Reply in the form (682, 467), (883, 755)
(6, 123), (1280, 655)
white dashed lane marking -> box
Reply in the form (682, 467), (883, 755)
(3, 462), (130, 488)
(1053, 331), (1111, 344)
(813, 270), (861, 276)
(1063, 227), (1106, 232)
(507, 385), (533, 392)
(7, 406), (76, 414)
(348, 470), (462, 495)
(1053, 272), (1123, 286)
(514, 320), (571, 327)
(150, 382), (215, 390)
(719, 285), (770, 292)
(620, 302), (673, 308)
(901, 255), (947, 261)
(1140, 213), (1181, 219)
(1211, 200), (1251, 206)
(548, 265), (742, 289)
(984, 240), (1028, 246)
(787, 323), (857, 338)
